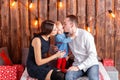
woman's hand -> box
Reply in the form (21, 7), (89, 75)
(56, 51), (65, 58)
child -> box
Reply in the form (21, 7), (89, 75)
(55, 21), (75, 72)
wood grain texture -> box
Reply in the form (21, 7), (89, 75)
(96, 0), (106, 59)
(0, 0), (2, 47)
(20, 0), (30, 48)
(39, 0), (47, 21)
(10, 0), (21, 63)
(49, 0), (57, 21)
(58, 0), (66, 23)
(105, 0), (115, 59)
(30, 0), (39, 38)
(1, 0), (10, 47)
(114, 0), (120, 74)
(86, 0), (95, 35)
(77, 0), (86, 28)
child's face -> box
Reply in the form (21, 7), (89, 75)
(57, 24), (64, 33)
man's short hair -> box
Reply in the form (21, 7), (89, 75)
(66, 15), (78, 26)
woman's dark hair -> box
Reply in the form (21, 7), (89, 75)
(40, 20), (55, 35)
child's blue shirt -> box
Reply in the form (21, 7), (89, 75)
(55, 33), (72, 57)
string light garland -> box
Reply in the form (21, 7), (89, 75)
(10, 0), (40, 28)
(81, 9), (115, 32)
(10, 0), (115, 32)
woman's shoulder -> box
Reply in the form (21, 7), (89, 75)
(31, 37), (41, 47)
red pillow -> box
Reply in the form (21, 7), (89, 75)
(0, 66), (17, 80)
(13, 65), (24, 80)
(0, 50), (12, 65)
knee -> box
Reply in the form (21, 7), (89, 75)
(57, 72), (65, 80)
(65, 71), (74, 80)
(51, 70), (65, 80)
(89, 76), (99, 80)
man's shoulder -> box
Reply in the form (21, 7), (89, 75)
(78, 28), (93, 38)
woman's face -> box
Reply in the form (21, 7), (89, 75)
(50, 24), (57, 36)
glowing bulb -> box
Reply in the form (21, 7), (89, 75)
(90, 17), (92, 21)
(34, 17), (38, 26)
(87, 27), (91, 32)
(86, 24), (90, 32)
(11, 0), (17, 7)
(110, 13), (115, 18)
(34, 20), (38, 26)
(59, 1), (63, 8)
(108, 10), (115, 18)
(29, 3), (33, 9)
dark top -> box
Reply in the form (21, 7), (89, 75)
(26, 35), (55, 80)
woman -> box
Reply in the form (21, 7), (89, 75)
(27, 20), (65, 80)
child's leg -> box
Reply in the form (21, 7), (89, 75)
(61, 58), (67, 72)
(56, 58), (62, 69)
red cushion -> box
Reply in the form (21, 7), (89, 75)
(0, 50), (12, 65)
(13, 65), (24, 80)
(0, 66), (17, 80)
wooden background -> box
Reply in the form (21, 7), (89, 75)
(0, 0), (120, 73)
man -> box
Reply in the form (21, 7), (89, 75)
(63, 15), (99, 80)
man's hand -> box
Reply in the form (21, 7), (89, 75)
(67, 66), (79, 71)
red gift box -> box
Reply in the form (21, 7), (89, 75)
(103, 59), (114, 66)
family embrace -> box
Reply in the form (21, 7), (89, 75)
(26, 15), (99, 80)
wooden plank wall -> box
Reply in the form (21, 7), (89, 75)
(115, 0), (120, 74)
(0, 0), (120, 73)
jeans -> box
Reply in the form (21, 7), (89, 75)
(65, 65), (99, 80)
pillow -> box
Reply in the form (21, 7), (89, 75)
(0, 66), (17, 80)
(13, 65), (24, 80)
(22, 48), (29, 66)
(0, 47), (12, 65)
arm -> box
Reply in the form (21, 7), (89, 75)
(68, 34), (98, 71)
(78, 34), (98, 70)
(56, 34), (72, 43)
(32, 38), (65, 66)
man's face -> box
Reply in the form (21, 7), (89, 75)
(63, 18), (72, 33)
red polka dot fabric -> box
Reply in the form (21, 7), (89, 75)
(0, 66), (17, 80)
(0, 65), (24, 80)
